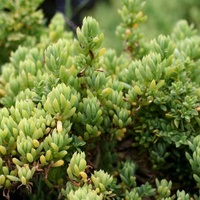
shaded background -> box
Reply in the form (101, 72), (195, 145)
(62, 0), (200, 52)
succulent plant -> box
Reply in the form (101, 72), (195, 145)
(0, 0), (200, 199)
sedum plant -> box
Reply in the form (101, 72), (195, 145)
(116, 0), (148, 58)
(0, 0), (45, 65)
(0, 0), (200, 199)
(0, 0), (72, 66)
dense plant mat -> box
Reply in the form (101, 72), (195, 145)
(0, 0), (200, 199)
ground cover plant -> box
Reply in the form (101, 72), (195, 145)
(0, 0), (200, 199)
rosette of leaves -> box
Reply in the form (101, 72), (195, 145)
(63, 152), (117, 199)
(66, 185), (103, 200)
(66, 152), (87, 183)
(43, 83), (80, 120)
(73, 96), (103, 141)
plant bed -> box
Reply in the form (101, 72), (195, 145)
(0, 0), (200, 199)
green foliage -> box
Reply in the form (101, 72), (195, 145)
(43, 83), (79, 120)
(186, 135), (200, 188)
(0, 0), (200, 199)
(0, 0), (45, 65)
(116, 0), (148, 58)
(67, 152), (87, 182)
(0, 0), (72, 66)
(64, 184), (103, 200)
